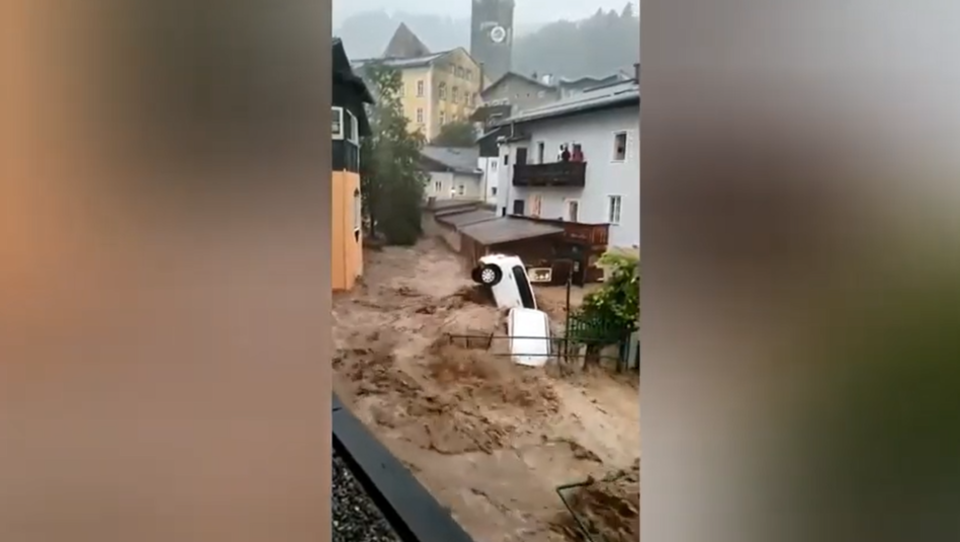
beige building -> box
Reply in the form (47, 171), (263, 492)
(353, 24), (485, 142)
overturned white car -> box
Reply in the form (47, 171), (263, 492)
(470, 254), (538, 311)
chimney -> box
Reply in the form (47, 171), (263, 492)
(541, 73), (553, 86)
(633, 63), (640, 82)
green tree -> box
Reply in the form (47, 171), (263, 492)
(359, 63), (428, 245)
(430, 121), (477, 148)
(570, 250), (640, 366)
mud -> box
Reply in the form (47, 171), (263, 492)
(553, 460), (640, 542)
(332, 237), (640, 542)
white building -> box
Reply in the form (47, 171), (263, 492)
(419, 146), (484, 201)
(479, 78), (640, 249)
(477, 156), (500, 204)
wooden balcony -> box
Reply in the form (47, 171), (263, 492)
(562, 222), (609, 247)
(512, 161), (586, 188)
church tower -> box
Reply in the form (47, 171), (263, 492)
(470, 0), (515, 85)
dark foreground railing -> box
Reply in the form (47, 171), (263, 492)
(332, 394), (477, 542)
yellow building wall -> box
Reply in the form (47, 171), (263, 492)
(399, 66), (432, 138)
(395, 50), (483, 142)
(331, 171), (363, 292)
(428, 49), (483, 140)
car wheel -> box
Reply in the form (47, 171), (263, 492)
(478, 264), (502, 286)
(471, 266), (484, 283)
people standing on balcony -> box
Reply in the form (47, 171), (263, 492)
(556, 144), (566, 161)
(571, 144), (584, 162)
(560, 144), (571, 162)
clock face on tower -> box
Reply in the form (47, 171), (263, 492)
(489, 25), (506, 43)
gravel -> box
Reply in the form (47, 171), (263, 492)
(332, 452), (402, 542)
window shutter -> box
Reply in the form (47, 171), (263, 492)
(627, 129), (638, 162)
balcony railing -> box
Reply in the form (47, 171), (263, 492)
(512, 161), (586, 188)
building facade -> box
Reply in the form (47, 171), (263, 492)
(480, 72), (561, 113)
(420, 146), (484, 201)
(353, 26), (483, 142)
(489, 80), (640, 249)
(332, 38), (374, 292)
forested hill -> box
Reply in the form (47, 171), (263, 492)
(513, 5), (639, 80)
(334, 3), (639, 80)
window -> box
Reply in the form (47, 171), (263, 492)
(434, 180), (442, 193)
(567, 200), (580, 222)
(536, 142), (545, 164)
(353, 188), (362, 233)
(490, 159), (498, 171)
(512, 199), (525, 215)
(344, 110), (355, 143)
(439, 82), (446, 99)
(457, 184), (465, 196)
(503, 153), (509, 166)
(607, 195), (623, 224)
(452, 86), (459, 102)
(456, 66), (464, 78)
(530, 194), (542, 217)
(331, 107), (343, 139)
(416, 80), (424, 97)
(613, 131), (628, 161)
(512, 265), (536, 309)
(491, 186), (498, 196)
(440, 111), (446, 125)
(416, 108), (424, 124)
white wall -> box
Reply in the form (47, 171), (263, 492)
(494, 105), (640, 248)
(428, 171), (484, 200)
(478, 156), (501, 205)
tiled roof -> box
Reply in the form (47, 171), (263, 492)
(494, 80), (639, 125)
(460, 217), (564, 246)
(420, 146), (481, 174)
(351, 51), (449, 71)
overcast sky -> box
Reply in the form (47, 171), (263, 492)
(333, 0), (635, 28)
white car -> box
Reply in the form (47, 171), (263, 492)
(471, 254), (538, 310)
(506, 307), (552, 367)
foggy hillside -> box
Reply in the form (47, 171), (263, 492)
(334, 3), (639, 79)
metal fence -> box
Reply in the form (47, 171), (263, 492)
(440, 330), (637, 372)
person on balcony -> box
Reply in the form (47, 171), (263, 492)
(571, 144), (584, 162)
(560, 144), (571, 162)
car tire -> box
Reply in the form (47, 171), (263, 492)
(476, 264), (502, 286)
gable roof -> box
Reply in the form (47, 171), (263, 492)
(382, 23), (432, 59)
(494, 79), (639, 126)
(420, 146), (481, 174)
(482, 72), (555, 97)
(332, 38), (375, 135)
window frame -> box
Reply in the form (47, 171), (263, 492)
(529, 194), (543, 217)
(612, 131), (628, 162)
(332, 106), (344, 140)
(416, 80), (424, 97)
(607, 195), (623, 225)
(566, 199), (580, 222)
